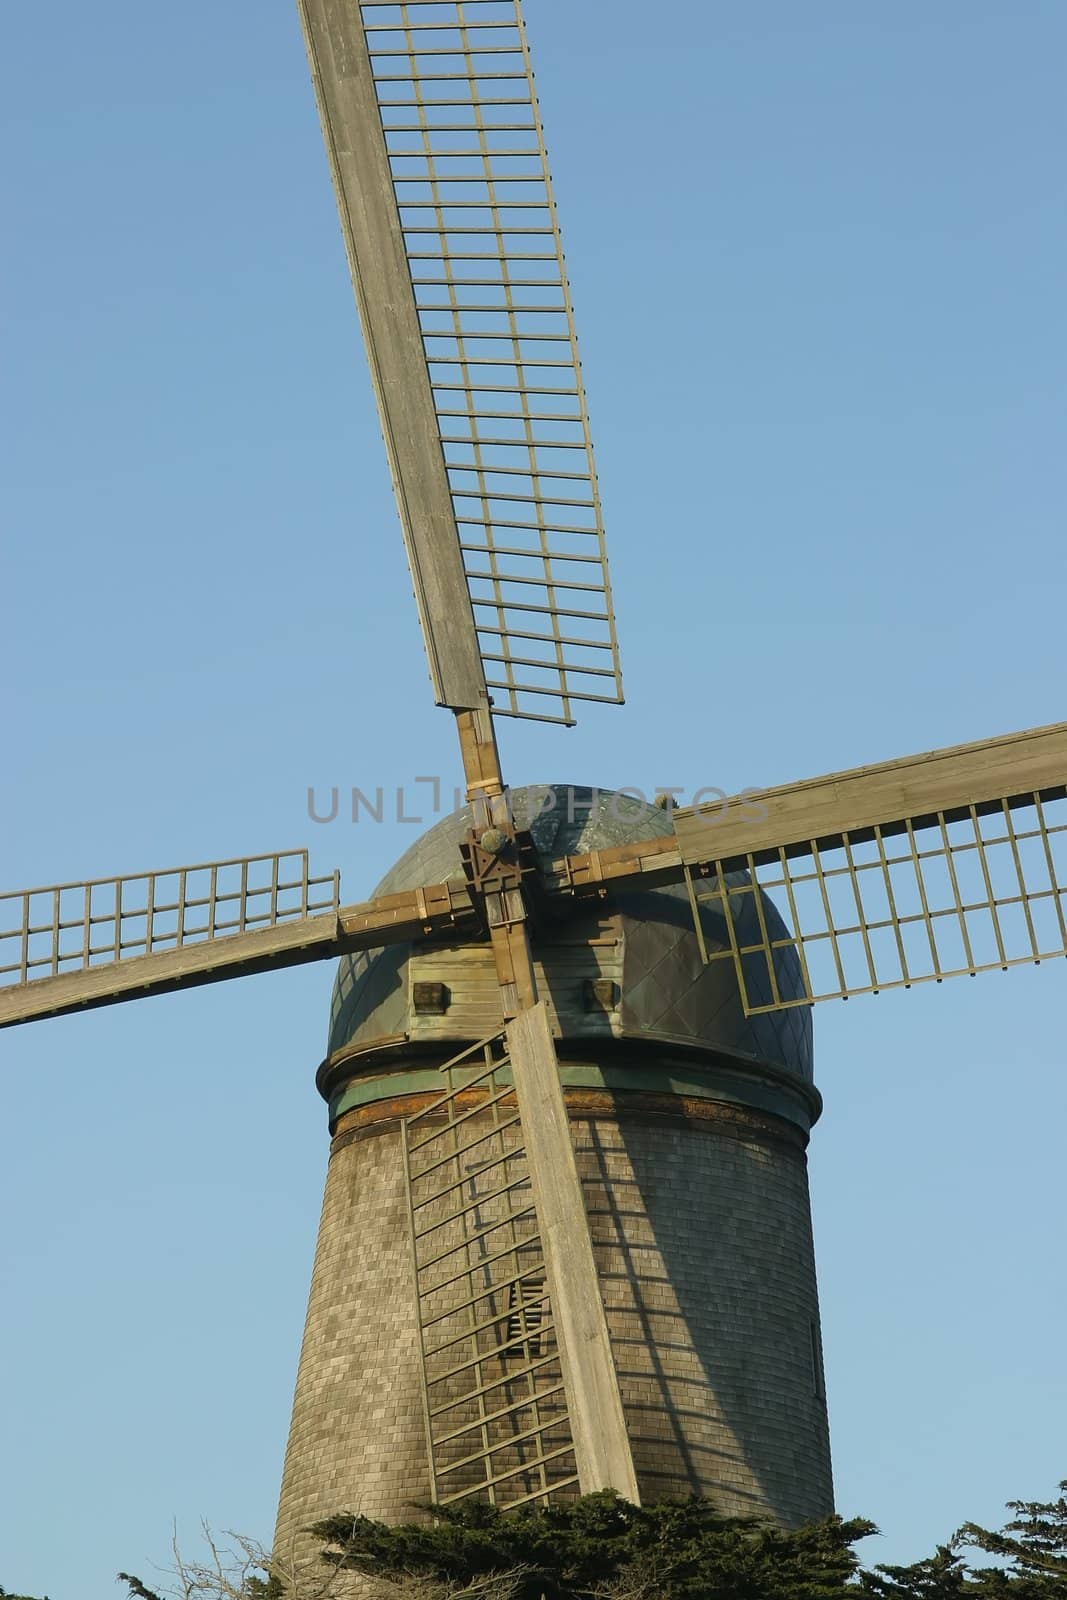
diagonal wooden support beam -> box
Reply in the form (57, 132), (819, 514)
(672, 719), (1067, 869)
(506, 1002), (640, 1504)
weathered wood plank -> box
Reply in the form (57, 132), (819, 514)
(673, 720), (1067, 868)
(539, 835), (684, 897)
(408, 937), (622, 1043)
(506, 1002), (640, 1503)
(537, 724), (1067, 898)
(297, 0), (486, 710)
(341, 880), (475, 942)
(0, 916), (340, 1028)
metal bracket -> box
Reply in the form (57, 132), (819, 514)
(459, 827), (539, 923)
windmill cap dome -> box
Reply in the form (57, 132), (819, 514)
(371, 783), (683, 898)
(328, 784), (813, 1089)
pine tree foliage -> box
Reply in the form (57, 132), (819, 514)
(858, 1481), (1067, 1600)
(954, 1483), (1067, 1598)
(117, 1578), (164, 1600)
(309, 1491), (875, 1600)
(7, 1476), (1066, 1599)
(857, 1546), (970, 1600)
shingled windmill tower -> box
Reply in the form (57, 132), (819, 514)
(3, 0), (1065, 1567)
(273, 2), (831, 1547)
(274, 786), (831, 1552)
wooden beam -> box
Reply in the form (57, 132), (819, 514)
(673, 719), (1067, 869)
(539, 834), (684, 898)
(506, 1003), (640, 1503)
(537, 723), (1067, 899)
(455, 705), (541, 1017)
(340, 880), (476, 944)
(297, 0), (486, 711)
(455, 707), (506, 802)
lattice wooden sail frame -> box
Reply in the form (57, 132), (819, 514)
(684, 791), (1067, 1012)
(0, 850), (339, 986)
(0, 855), (479, 1029)
(675, 724), (1067, 1013)
(2, 725), (1064, 1028)
(300, 0), (623, 725)
(401, 1030), (579, 1507)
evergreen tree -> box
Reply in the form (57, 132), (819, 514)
(857, 1480), (1067, 1600)
(116, 1579), (163, 1600)
(310, 1491), (875, 1600)
(10, 1474), (1066, 1599)
(857, 1545), (970, 1600)
(955, 1482), (1067, 1599)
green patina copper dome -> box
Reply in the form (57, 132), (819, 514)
(327, 785), (813, 1085)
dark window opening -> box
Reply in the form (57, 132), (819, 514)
(810, 1319), (826, 1401)
(502, 1275), (545, 1362)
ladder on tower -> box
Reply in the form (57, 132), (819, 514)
(401, 1031), (581, 1508)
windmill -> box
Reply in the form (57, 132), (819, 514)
(3, 0), (1065, 1559)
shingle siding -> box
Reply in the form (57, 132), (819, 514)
(274, 1085), (832, 1571)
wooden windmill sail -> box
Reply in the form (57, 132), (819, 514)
(3, 0), (1065, 1515)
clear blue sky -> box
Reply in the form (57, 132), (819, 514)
(2, 3), (1065, 1596)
